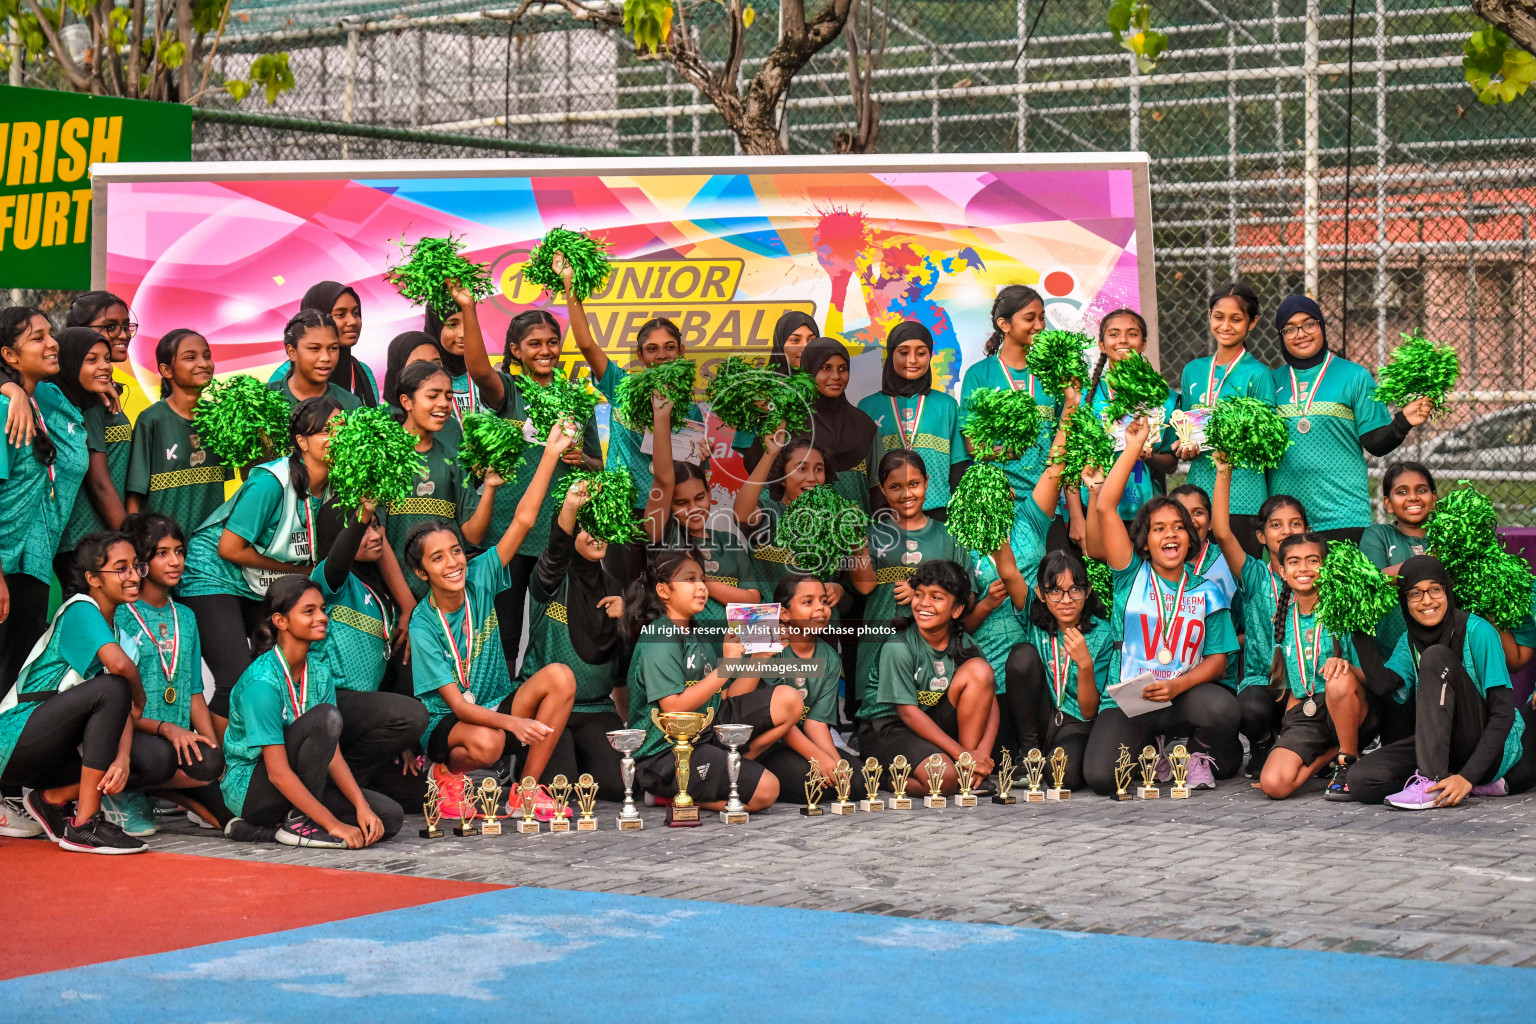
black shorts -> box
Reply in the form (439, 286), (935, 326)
(1273, 695), (1379, 765)
(856, 699), (960, 782)
(713, 686), (778, 741)
(426, 694), (516, 765)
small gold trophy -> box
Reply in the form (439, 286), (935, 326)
(1168, 743), (1191, 799)
(419, 776), (444, 838)
(453, 782), (481, 838)
(1113, 744), (1135, 801)
(516, 776), (541, 834)
(888, 755), (914, 810)
(1136, 744), (1161, 800)
(1023, 748), (1047, 802)
(829, 759), (857, 815)
(801, 762), (826, 817)
(575, 772), (600, 830)
(651, 707), (715, 828)
(921, 753), (947, 809)
(954, 752), (978, 807)
(1045, 746), (1071, 801)
(991, 747), (1017, 805)
(858, 757), (885, 812)
(548, 775), (574, 833)
(478, 778), (503, 836)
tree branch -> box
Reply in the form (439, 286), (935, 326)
(24, 0), (94, 90)
(1473, 0), (1536, 55)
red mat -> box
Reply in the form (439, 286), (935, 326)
(0, 837), (507, 979)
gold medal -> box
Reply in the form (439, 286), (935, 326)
(163, 685), (177, 705)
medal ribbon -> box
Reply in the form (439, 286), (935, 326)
(357, 578), (393, 638)
(272, 647), (308, 720)
(435, 593), (475, 694)
(1204, 350), (1246, 408)
(997, 356), (1037, 396)
(1287, 352), (1333, 421)
(1291, 605), (1321, 698)
(890, 393), (926, 450)
(126, 603), (179, 683)
(1149, 568), (1189, 659)
(1049, 633), (1068, 708)
(28, 396), (55, 497)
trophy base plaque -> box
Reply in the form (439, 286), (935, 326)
(418, 825), (444, 839)
(922, 795), (947, 808)
(799, 806), (824, 817)
(1115, 791), (1133, 801)
(577, 818), (598, 831)
(517, 819), (541, 835)
(617, 815), (644, 830)
(665, 804), (702, 827)
(481, 821), (503, 836)
(1137, 786), (1161, 800)
(720, 809), (749, 824)
(549, 819), (572, 833)
(889, 796), (913, 810)
(1045, 788), (1071, 801)
(829, 801), (857, 815)
(1169, 785), (1189, 799)
(991, 792), (1017, 805)
(1025, 789), (1045, 803)
(954, 794), (977, 807)
(859, 798), (885, 812)
(452, 823), (480, 837)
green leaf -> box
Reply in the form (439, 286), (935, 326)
(225, 78), (250, 102)
(622, 0), (674, 54)
(1106, 1), (1165, 73)
(1463, 26), (1534, 105)
(1106, 0), (1132, 34)
(743, 5), (755, 27)
(159, 39), (186, 70)
(190, 0), (225, 36)
(249, 51), (295, 105)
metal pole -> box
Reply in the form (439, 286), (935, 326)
(1374, 0), (1388, 366)
(1016, 0), (1027, 151)
(1303, 0), (1320, 298)
(342, 19), (360, 160)
(1127, 51), (1140, 150)
(1227, 23), (1238, 283)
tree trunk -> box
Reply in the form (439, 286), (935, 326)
(1474, 0), (1536, 54)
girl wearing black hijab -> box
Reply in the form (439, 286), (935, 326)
(382, 330), (460, 449)
(1267, 294), (1431, 544)
(50, 327), (130, 592)
(733, 311), (820, 471)
(268, 282), (379, 407)
(855, 321), (966, 519)
(1347, 556), (1536, 807)
(423, 305), (476, 420)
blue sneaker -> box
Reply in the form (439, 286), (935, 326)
(101, 793), (159, 837)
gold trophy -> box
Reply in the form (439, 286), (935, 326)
(651, 707), (715, 828)
(1023, 748), (1047, 803)
(548, 774), (574, 833)
(418, 775), (444, 838)
(858, 757), (884, 812)
(1113, 744), (1135, 801)
(453, 782), (480, 838)
(1168, 744), (1191, 799)
(1045, 746), (1071, 801)
(477, 778), (504, 836)
(991, 748), (1017, 805)
(1136, 744), (1161, 800)
(954, 752), (978, 807)
(829, 759), (857, 815)
(801, 761), (826, 817)
(575, 773), (600, 829)
(516, 776), (541, 834)
(888, 755), (914, 810)
(921, 753), (947, 809)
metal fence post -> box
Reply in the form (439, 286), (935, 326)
(341, 18), (360, 160)
(1303, 0), (1321, 298)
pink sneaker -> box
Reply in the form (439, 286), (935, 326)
(531, 785), (572, 823)
(1186, 752), (1217, 790)
(1385, 772), (1439, 810)
(431, 763), (471, 819)
(1471, 777), (1508, 798)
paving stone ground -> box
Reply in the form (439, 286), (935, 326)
(150, 775), (1536, 968)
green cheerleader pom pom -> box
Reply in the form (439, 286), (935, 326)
(776, 485), (871, 577)
(192, 374), (294, 469)
(946, 462), (1014, 554)
(1060, 405), (1116, 485)
(1206, 396), (1292, 471)
(458, 412), (529, 483)
(961, 388), (1042, 462)
(326, 407), (427, 519)
(1425, 484), (1499, 575)
(705, 357), (817, 438)
(1025, 329), (1091, 399)
(1085, 558), (1114, 611)
(384, 235), (495, 319)
(515, 369), (599, 439)
(615, 358), (696, 434)
(1373, 329), (1460, 416)
(564, 470), (644, 543)
(522, 227), (613, 303)
(1316, 540), (1398, 636)
(1102, 353), (1170, 422)
(1454, 548), (1534, 632)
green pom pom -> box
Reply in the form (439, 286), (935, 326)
(1085, 557), (1114, 611)
(1025, 330), (1091, 399)
(1060, 405), (1116, 485)
(614, 358), (696, 434)
(775, 485), (870, 577)
(705, 357), (817, 437)
(192, 375), (293, 468)
(1206, 396), (1292, 470)
(564, 469), (644, 543)
(1373, 329), (1460, 415)
(1426, 484), (1499, 575)
(458, 412), (528, 482)
(522, 227), (613, 303)
(1103, 353), (1170, 421)
(1455, 547), (1534, 631)
(1316, 540), (1398, 636)
(946, 462), (1014, 553)
(962, 387), (1043, 461)
(515, 369), (599, 438)
(384, 235), (495, 319)
(326, 407), (427, 517)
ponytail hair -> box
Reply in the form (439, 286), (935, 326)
(287, 395), (340, 495)
(623, 548), (702, 647)
(122, 511), (184, 563)
(392, 359), (451, 423)
(877, 448), (927, 484)
(70, 530), (133, 595)
(503, 309), (562, 372)
(282, 308), (337, 352)
(897, 560), (973, 646)
(1207, 281), (1260, 323)
(1266, 532), (1330, 696)
(155, 328), (207, 398)
(252, 574), (325, 656)
(0, 307), (56, 465)
(984, 285), (1043, 356)
(1090, 308), (1148, 401)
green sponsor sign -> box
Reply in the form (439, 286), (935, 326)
(0, 85), (190, 289)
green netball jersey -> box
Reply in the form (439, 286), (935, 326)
(759, 640), (842, 726)
(594, 360), (704, 509)
(125, 400), (234, 533)
(968, 498), (1054, 695)
(1018, 615), (1116, 721)
(858, 390), (965, 512)
(115, 598), (202, 728)
(1273, 606), (1358, 701)
(221, 648), (339, 816)
(627, 618), (720, 760)
(311, 562), (393, 692)
(384, 436), (471, 601)
(660, 520), (757, 647)
(867, 626), (979, 721)
(268, 377), (362, 412)
(410, 551), (513, 747)
(179, 470), (322, 600)
(519, 575), (622, 713)
(959, 356), (1060, 499)
(1268, 356), (1393, 531)
(1358, 523), (1428, 658)
(487, 370), (602, 559)
(0, 598), (117, 778)
(0, 385), (89, 584)
(61, 403), (131, 551)
(1180, 352), (1275, 516)
(1235, 553), (1285, 692)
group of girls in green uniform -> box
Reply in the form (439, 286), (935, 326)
(3, 269), (1534, 857)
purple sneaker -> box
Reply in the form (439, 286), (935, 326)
(1186, 752), (1217, 790)
(1153, 739), (1173, 783)
(1384, 772), (1439, 810)
(1470, 777), (1508, 798)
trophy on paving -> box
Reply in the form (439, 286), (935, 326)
(801, 761), (827, 816)
(1136, 744), (1161, 800)
(716, 723), (754, 824)
(992, 748), (1017, 805)
(830, 759), (857, 815)
(1113, 744), (1135, 801)
(652, 707), (715, 828)
(453, 781), (481, 838)
(922, 753), (947, 809)
(1169, 744), (1191, 799)
(516, 775), (541, 834)
(954, 752), (978, 807)
(575, 773), (600, 830)
(478, 777), (504, 836)
(888, 755), (914, 810)
(607, 728), (646, 830)
(419, 775), (445, 839)
(858, 757), (884, 812)
(1024, 748), (1047, 802)
(1046, 746), (1071, 801)
(549, 775), (574, 833)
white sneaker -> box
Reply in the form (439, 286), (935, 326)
(0, 794), (44, 838)
(187, 809), (220, 829)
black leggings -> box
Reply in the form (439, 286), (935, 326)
(0, 675), (133, 789)
(238, 704), (404, 837)
(494, 553), (537, 676)
(128, 731), (226, 789)
(1082, 681), (1242, 795)
(1235, 685), (1280, 755)
(543, 709), (626, 800)
(0, 573), (50, 694)
(999, 644), (1093, 791)
(182, 593), (263, 718)
(334, 688), (428, 787)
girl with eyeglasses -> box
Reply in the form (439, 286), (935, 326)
(50, 327), (131, 593)
(65, 290), (151, 423)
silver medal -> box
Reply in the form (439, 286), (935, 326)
(1302, 697), (1317, 717)
(462, 691), (476, 705)
(1296, 417), (1311, 434)
(1157, 647), (1173, 665)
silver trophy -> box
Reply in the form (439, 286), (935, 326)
(716, 723), (754, 824)
(606, 728), (646, 831)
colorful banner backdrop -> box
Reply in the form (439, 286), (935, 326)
(1, 86), (190, 289)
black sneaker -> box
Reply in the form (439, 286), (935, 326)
(1244, 739), (1274, 780)
(23, 790), (72, 842)
(224, 817), (279, 843)
(276, 812), (348, 849)
(58, 812), (149, 854)
(1324, 755), (1357, 801)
